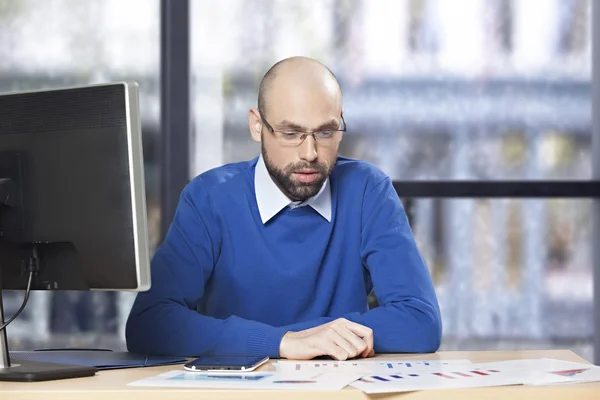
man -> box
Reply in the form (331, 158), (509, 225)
(126, 57), (441, 360)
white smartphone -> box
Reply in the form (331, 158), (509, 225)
(183, 355), (269, 372)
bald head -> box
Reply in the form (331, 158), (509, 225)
(258, 56), (342, 119)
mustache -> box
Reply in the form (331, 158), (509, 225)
(286, 162), (328, 173)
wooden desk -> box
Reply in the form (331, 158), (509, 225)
(1, 350), (598, 399)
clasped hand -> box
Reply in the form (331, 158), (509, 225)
(279, 318), (374, 360)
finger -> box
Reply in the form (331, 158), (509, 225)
(321, 341), (349, 361)
(330, 319), (373, 356)
(360, 347), (375, 358)
(332, 345), (350, 361)
(342, 322), (373, 354)
(334, 326), (368, 357)
(338, 320), (373, 341)
(326, 328), (359, 358)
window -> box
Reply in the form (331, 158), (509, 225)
(190, 0), (593, 361)
(1, 0), (159, 349)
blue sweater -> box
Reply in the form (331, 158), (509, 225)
(126, 156), (441, 357)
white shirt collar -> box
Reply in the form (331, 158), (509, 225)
(254, 155), (332, 224)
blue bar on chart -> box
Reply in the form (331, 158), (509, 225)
(372, 376), (389, 382)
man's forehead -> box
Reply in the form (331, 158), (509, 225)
(268, 83), (340, 111)
(267, 99), (341, 120)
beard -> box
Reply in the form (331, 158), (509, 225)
(262, 143), (334, 202)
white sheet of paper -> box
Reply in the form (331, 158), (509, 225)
(471, 358), (600, 385)
(128, 370), (364, 391)
(545, 366), (600, 385)
(274, 359), (472, 374)
(349, 364), (571, 394)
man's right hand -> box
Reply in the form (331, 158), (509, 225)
(278, 318), (374, 360)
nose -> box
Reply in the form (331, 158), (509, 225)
(299, 134), (318, 163)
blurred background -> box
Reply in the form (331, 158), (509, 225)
(0, 0), (594, 362)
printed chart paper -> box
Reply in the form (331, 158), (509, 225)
(349, 365), (571, 394)
(472, 358), (600, 385)
(274, 359), (472, 374)
(128, 370), (364, 391)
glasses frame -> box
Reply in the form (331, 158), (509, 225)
(257, 108), (346, 147)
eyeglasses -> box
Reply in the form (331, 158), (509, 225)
(258, 108), (346, 147)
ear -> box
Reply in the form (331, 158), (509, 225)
(248, 108), (263, 143)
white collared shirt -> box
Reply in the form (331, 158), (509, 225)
(254, 155), (332, 224)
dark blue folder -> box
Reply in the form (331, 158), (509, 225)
(10, 349), (187, 370)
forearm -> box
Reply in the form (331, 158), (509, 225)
(268, 299), (440, 354)
(343, 299), (441, 353)
(280, 317), (335, 332)
(274, 305), (440, 355)
(126, 300), (288, 357)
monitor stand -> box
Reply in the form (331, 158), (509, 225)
(0, 180), (97, 381)
(0, 278), (98, 382)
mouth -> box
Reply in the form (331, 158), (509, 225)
(293, 170), (320, 183)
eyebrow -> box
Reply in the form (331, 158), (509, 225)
(276, 119), (340, 131)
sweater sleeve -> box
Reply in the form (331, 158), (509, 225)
(344, 177), (442, 353)
(125, 183), (288, 357)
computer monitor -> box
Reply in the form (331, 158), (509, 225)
(0, 81), (151, 381)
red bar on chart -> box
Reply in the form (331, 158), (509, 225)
(453, 372), (472, 377)
(471, 371), (489, 376)
(433, 372), (456, 379)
